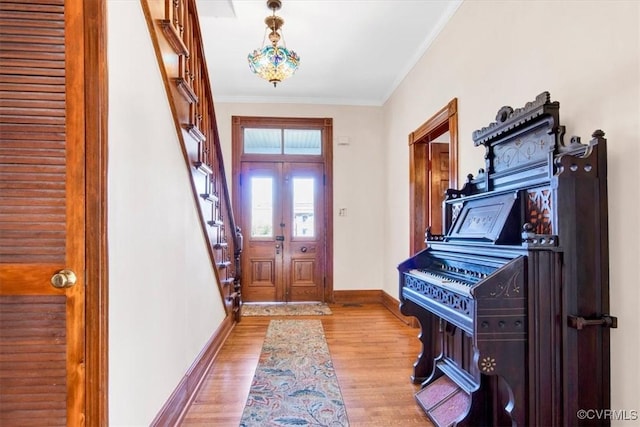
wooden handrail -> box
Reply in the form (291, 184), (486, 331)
(142, 0), (242, 319)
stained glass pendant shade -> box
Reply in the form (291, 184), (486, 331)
(248, 0), (300, 87)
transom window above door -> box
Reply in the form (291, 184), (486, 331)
(243, 128), (322, 155)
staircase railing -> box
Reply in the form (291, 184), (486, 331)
(141, 0), (242, 320)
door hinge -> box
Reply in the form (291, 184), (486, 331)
(323, 174), (326, 185)
(239, 173), (242, 186)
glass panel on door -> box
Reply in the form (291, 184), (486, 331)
(250, 177), (274, 237)
(292, 177), (315, 237)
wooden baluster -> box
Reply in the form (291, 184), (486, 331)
(185, 12), (191, 89)
(194, 36), (202, 138)
(172, 0), (179, 35)
(202, 102), (209, 166)
(164, 0), (171, 22)
(160, 0), (189, 56)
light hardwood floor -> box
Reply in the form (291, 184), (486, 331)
(181, 303), (434, 426)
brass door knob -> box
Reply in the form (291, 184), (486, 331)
(51, 269), (77, 289)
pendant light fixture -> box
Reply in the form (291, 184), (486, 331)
(247, 0), (300, 87)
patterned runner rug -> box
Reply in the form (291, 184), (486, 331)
(240, 320), (349, 426)
(241, 303), (332, 316)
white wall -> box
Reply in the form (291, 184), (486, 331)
(108, 2), (226, 425)
(382, 0), (639, 423)
(214, 103), (386, 292)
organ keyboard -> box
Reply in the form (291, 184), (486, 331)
(398, 92), (616, 426)
(406, 269), (474, 296)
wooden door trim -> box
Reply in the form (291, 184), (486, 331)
(408, 99), (458, 254)
(232, 116), (334, 303)
(83, 1), (109, 425)
(323, 120), (333, 302)
(65, 0), (88, 419)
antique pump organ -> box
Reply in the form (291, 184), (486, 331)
(398, 92), (616, 426)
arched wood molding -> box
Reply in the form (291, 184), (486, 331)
(408, 98), (459, 255)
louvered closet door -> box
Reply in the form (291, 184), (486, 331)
(0, 1), (86, 425)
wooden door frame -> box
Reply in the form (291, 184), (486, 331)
(231, 116), (334, 303)
(408, 99), (458, 254)
(83, 1), (109, 425)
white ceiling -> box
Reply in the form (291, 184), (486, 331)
(197, 0), (462, 106)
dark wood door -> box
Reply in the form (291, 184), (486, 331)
(429, 142), (449, 235)
(0, 0), (87, 424)
(240, 161), (325, 302)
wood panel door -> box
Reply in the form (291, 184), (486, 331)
(240, 162), (325, 302)
(0, 0), (87, 424)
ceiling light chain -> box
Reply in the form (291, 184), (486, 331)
(247, 0), (300, 87)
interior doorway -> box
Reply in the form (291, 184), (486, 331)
(409, 99), (459, 254)
(232, 117), (333, 303)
